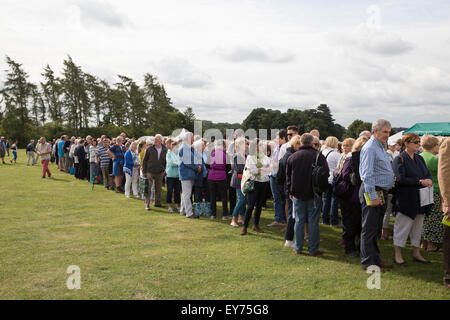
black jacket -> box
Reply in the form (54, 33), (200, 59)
(286, 146), (329, 201)
(277, 147), (295, 191)
(392, 151), (432, 219)
(143, 144), (168, 174)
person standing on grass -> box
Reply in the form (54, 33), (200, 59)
(267, 129), (288, 228)
(107, 136), (126, 193)
(420, 135), (444, 252)
(207, 139), (230, 220)
(36, 137), (52, 178)
(392, 133), (433, 266)
(10, 140), (18, 164)
(96, 138), (114, 190)
(89, 138), (98, 183)
(240, 139), (272, 235)
(339, 137), (367, 258)
(286, 133), (328, 256)
(178, 131), (202, 219)
(230, 137), (247, 227)
(278, 134), (301, 248)
(165, 138), (181, 213)
(64, 136), (74, 173)
(193, 139), (209, 217)
(321, 136), (341, 227)
(74, 139), (86, 180)
(437, 137), (450, 289)
(142, 134), (167, 210)
(124, 141), (140, 198)
(26, 139), (37, 166)
(359, 119), (395, 272)
(0, 137), (7, 164)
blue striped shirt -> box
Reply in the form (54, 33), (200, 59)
(359, 136), (395, 200)
(97, 146), (111, 168)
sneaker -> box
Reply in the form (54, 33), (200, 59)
(222, 215), (232, 220)
(210, 216), (217, 220)
(145, 206), (150, 211)
(285, 240), (295, 248)
(168, 207), (174, 213)
(176, 207), (181, 213)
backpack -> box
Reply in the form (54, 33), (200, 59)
(312, 151), (330, 195)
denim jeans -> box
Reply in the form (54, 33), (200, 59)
(322, 185), (339, 225)
(270, 176), (286, 223)
(232, 187), (246, 217)
(293, 196), (321, 254)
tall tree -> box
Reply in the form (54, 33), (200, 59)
(0, 56), (35, 145)
(41, 64), (64, 123)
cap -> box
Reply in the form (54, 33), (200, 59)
(388, 140), (397, 146)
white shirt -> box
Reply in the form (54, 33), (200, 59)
(322, 147), (341, 184)
(278, 142), (290, 161)
(245, 154), (272, 183)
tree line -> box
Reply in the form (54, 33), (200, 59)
(0, 56), (383, 146)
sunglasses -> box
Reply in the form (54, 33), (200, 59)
(411, 140), (421, 145)
(287, 133), (293, 137)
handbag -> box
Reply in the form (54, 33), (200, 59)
(240, 167), (254, 195)
(332, 172), (351, 198)
(242, 179), (255, 194)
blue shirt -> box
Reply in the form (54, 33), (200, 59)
(359, 136), (395, 200)
(57, 140), (65, 157)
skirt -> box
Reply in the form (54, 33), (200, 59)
(421, 192), (444, 244)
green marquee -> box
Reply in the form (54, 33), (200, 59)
(404, 122), (450, 136)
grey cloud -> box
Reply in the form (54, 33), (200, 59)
(153, 58), (213, 89)
(362, 33), (414, 56)
(218, 46), (295, 63)
(74, 0), (131, 28)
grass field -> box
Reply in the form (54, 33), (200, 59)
(0, 149), (448, 299)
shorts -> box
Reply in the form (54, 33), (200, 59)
(112, 160), (123, 177)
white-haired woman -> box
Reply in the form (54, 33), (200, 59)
(178, 132), (202, 218)
(124, 141), (140, 198)
(193, 139), (210, 216)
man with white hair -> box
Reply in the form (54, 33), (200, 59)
(359, 119), (395, 271)
(142, 134), (167, 210)
(178, 132), (202, 218)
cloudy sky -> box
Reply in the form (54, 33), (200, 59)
(1, 0), (450, 128)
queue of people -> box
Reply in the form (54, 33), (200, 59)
(2, 120), (449, 289)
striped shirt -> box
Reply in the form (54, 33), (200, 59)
(96, 146), (111, 168)
(359, 136), (395, 200)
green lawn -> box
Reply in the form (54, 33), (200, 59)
(0, 149), (448, 299)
